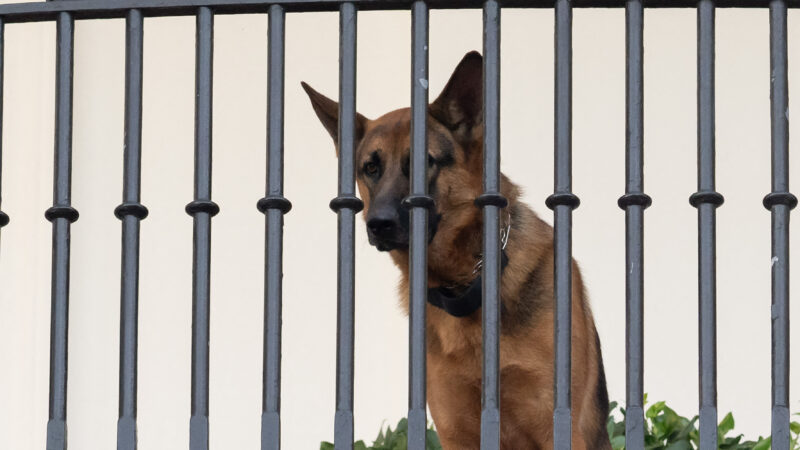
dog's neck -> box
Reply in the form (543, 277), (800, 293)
(391, 177), (519, 289)
(388, 209), (482, 287)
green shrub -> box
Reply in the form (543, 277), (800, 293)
(605, 397), (788, 450)
(322, 398), (800, 450)
(320, 418), (441, 450)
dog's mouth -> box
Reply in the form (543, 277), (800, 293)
(374, 240), (408, 252)
(368, 233), (409, 252)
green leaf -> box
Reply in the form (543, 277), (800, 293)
(392, 434), (407, 450)
(426, 429), (442, 450)
(320, 442), (334, 450)
(719, 434), (743, 449)
(646, 401), (666, 419)
(396, 418), (408, 433)
(353, 441), (368, 450)
(610, 434), (626, 450)
(753, 437), (771, 450)
(664, 439), (693, 450)
(613, 420), (626, 439)
(718, 412), (735, 438)
(607, 418), (616, 440)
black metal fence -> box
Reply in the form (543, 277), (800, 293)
(0, 0), (795, 449)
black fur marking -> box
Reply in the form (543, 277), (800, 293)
(360, 150), (382, 179)
(433, 132), (455, 167)
(427, 166), (440, 202)
(397, 197), (410, 231)
(501, 259), (545, 335)
(593, 328), (611, 447)
(428, 212), (442, 244)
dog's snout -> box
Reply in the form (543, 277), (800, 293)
(367, 216), (398, 238)
(365, 199), (408, 251)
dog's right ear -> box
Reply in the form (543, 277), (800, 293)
(429, 51), (483, 142)
(301, 81), (367, 153)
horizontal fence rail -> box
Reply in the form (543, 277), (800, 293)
(0, 1), (794, 450)
(0, 0), (799, 23)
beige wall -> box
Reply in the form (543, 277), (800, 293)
(0, 6), (798, 449)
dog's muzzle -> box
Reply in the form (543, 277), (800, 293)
(366, 215), (408, 251)
(365, 201), (440, 252)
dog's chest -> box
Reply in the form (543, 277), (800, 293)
(427, 311), (482, 366)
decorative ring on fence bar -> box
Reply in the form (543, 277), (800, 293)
(474, 192), (508, 208)
(401, 194), (435, 211)
(185, 200), (220, 217)
(545, 192), (580, 210)
(763, 192), (798, 210)
(329, 195), (364, 213)
(45, 206), (79, 223)
(689, 190), (724, 208)
(114, 202), (149, 220)
(617, 192), (652, 209)
(0, 211), (8, 227)
(257, 195), (292, 214)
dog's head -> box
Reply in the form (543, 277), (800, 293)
(302, 51), (485, 253)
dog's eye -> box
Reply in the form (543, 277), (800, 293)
(364, 161), (379, 176)
(428, 154), (436, 167)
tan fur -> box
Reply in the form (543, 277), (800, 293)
(302, 52), (610, 449)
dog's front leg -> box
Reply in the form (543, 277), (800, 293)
(426, 367), (481, 450)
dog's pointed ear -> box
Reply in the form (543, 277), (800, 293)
(429, 51), (483, 141)
(301, 81), (367, 152)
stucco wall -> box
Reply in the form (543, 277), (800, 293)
(0, 6), (798, 449)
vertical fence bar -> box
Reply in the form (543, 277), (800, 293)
(546, 0), (578, 448)
(115, 8), (148, 450)
(0, 17), (7, 232)
(45, 11), (78, 450)
(766, 0), (796, 447)
(258, 5), (291, 450)
(185, 7), (218, 450)
(330, 3), (361, 450)
(619, 1), (649, 448)
(406, 2), (430, 449)
(475, 1), (504, 449)
(691, 1), (722, 448)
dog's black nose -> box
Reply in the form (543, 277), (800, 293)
(367, 217), (397, 238)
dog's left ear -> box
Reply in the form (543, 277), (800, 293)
(429, 51), (483, 142)
(301, 81), (367, 154)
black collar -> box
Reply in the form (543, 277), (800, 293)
(427, 250), (509, 318)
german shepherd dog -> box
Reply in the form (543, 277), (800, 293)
(303, 51), (610, 450)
